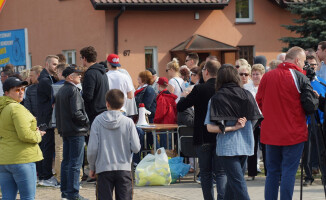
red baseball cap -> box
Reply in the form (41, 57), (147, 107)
(107, 54), (121, 67)
(157, 77), (169, 86)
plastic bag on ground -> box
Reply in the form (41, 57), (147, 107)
(168, 157), (190, 183)
(135, 147), (172, 186)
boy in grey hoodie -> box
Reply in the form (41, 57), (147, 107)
(87, 89), (141, 200)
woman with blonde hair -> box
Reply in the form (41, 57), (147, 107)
(238, 63), (252, 86)
(166, 58), (184, 103)
(243, 64), (265, 181)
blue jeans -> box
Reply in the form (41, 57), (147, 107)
(0, 162), (37, 200)
(133, 127), (145, 165)
(61, 136), (85, 199)
(196, 144), (226, 200)
(220, 156), (250, 200)
(265, 142), (304, 200)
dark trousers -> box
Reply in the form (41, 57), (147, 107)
(61, 136), (85, 199)
(37, 128), (55, 180)
(221, 156), (250, 200)
(303, 125), (319, 181)
(247, 127), (260, 177)
(97, 170), (132, 200)
(195, 144), (226, 200)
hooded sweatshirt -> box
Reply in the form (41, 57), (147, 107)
(82, 63), (109, 124)
(87, 110), (141, 174)
(0, 96), (43, 164)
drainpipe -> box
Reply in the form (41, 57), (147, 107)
(114, 6), (126, 54)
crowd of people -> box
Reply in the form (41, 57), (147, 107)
(0, 41), (326, 200)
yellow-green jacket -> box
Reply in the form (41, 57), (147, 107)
(0, 96), (43, 164)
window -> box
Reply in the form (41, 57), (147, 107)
(62, 50), (76, 65)
(145, 47), (158, 75)
(236, 0), (253, 23)
(238, 46), (254, 65)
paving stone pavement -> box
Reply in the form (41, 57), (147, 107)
(25, 175), (325, 200)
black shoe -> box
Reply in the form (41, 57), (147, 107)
(303, 180), (313, 186)
(86, 178), (96, 183)
(81, 174), (88, 181)
(69, 195), (89, 200)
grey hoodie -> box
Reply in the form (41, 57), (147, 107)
(87, 110), (141, 174)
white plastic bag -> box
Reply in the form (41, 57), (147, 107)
(135, 148), (172, 186)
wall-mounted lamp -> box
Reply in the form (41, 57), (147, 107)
(194, 12), (200, 20)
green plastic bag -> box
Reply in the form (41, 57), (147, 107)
(135, 148), (172, 186)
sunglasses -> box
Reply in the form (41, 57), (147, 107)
(239, 73), (249, 77)
(14, 87), (25, 93)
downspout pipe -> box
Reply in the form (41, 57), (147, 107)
(114, 6), (126, 54)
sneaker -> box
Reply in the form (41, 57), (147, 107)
(38, 179), (44, 186)
(196, 177), (201, 184)
(39, 176), (60, 188)
(303, 179), (313, 186)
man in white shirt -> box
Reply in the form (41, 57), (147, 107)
(106, 54), (134, 113)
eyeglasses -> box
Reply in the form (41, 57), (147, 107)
(165, 69), (170, 73)
(239, 73), (249, 77)
(14, 87), (25, 93)
(191, 73), (197, 76)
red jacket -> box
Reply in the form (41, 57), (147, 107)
(256, 62), (308, 146)
(154, 89), (177, 124)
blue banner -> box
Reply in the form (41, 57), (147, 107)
(0, 28), (27, 68)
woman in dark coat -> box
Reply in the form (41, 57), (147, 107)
(135, 70), (157, 123)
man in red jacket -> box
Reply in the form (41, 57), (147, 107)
(256, 46), (318, 200)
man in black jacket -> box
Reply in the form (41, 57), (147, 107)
(56, 66), (89, 200)
(37, 55), (60, 187)
(177, 60), (226, 200)
(80, 46), (109, 125)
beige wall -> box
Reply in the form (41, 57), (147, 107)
(0, 0), (297, 86)
(0, 0), (106, 67)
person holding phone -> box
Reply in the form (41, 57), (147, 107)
(0, 77), (45, 199)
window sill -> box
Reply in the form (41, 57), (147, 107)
(234, 21), (256, 25)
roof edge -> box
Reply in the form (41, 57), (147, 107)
(91, 1), (229, 10)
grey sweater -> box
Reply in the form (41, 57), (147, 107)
(87, 110), (141, 174)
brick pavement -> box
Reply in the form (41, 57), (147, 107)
(4, 175), (325, 199)
(28, 175), (325, 200)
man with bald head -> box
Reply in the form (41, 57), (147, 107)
(256, 47), (318, 200)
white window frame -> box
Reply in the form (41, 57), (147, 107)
(62, 50), (76, 65)
(145, 46), (158, 76)
(235, 0), (254, 23)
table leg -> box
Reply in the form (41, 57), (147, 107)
(153, 130), (157, 152)
(166, 131), (170, 150)
(172, 131), (175, 150)
(144, 130), (147, 150)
